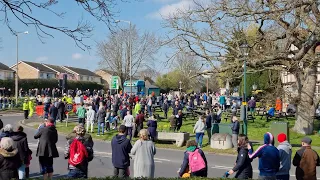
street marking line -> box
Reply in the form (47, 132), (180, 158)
(154, 158), (171, 162)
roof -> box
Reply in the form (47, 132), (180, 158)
(0, 62), (13, 71)
(63, 66), (99, 77)
(22, 61), (55, 73)
(43, 64), (70, 74)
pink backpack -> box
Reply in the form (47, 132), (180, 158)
(188, 149), (206, 172)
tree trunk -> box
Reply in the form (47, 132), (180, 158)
(293, 65), (317, 135)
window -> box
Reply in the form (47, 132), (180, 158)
(80, 76), (83, 81)
(40, 73), (44, 79)
(91, 77), (94, 81)
(87, 76), (89, 81)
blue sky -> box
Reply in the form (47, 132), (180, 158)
(0, 0), (193, 71)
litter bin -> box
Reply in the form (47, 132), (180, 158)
(211, 123), (243, 136)
(270, 121), (289, 146)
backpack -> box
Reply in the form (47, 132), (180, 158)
(188, 149), (206, 172)
(68, 138), (88, 166)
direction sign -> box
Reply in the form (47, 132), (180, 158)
(110, 76), (120, 90)
(66, 104), (73, 112)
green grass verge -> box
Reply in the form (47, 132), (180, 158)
(36, 108), (320, 157)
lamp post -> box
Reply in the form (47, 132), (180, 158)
(15, 31), (28, 105)
(240, 43), (249, 135)
(179, 81), (182, 93)
(116, 20), (132, 95)
(202, 70), (211, 95)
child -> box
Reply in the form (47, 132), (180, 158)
(105, 109), (111, 131)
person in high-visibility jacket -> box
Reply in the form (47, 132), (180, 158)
(28, 98), (35, 117)
(22, 99), (29, 120)
(275, 97), (282, 112)
(134, 101), (141, 116)
(62, 93), (68, 102)
(66, 95), (73, 104)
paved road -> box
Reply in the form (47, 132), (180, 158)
(0, 115), (319, 179)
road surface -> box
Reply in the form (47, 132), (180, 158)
(0, 114), (318, 179)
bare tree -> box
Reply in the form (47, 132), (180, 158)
(164, 0), (320, 134)
(97, 26), (159, 83)
(0, 0), (128, 50)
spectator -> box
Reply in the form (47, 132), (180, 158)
(66, 125), (94, 150)
(0, 137), (21, 180)
(169, 112), (177, 132)
(123, 111), (134, 141)
(76, 102), (86, 124)
(219, 94), (226, 111)
(228, 134), (253, 179)
(28, 98), (35, 118)
(231, 116), (240, 149)
(176, 110), (183, 132)
(0, 124), (13, 140)
(231, 100), (237, 117)
(49, 103), (58, 124)
(111, 125), (132, 178)
(105, 109), (111, 131)
(34, 118), (59, 180)
(162, 100), (169, 119)
(134, 101), (141, 116)
(248, 132), (280, 180)
(248, 97), (256, 116)
(293, 137), (320, 180)
(205, 110), (212, 144)
(276, 133), (292, 180)
(57, 99), (65, 123)
(131, 129), (156, 178)
(147, 116), (158, 142)
(96, 106), (106, 136)
(64, 125), (94, 178)
(86, 106), (95, 133)
(135, 110), (145, 135)
(12, 126), (29, 180)
(193, 115), (206, 148)
(178, 140), (208, 178)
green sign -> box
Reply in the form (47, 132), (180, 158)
(110, 76), (120, 90)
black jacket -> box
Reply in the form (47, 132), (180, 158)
(233, 147), (253, 179)
(34, 125), (59, 158)
(205, 115), (212, 129)
(49, 106), (58, 119)
(111, 134), (132, 169)
(57, 102), (65, 112)
(231, 120), (240, 134)
(0, 148), (21, 180)
(179, 148), (208, 177)
(11, 131), (29, 164)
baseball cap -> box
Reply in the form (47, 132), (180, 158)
(277, 133), (287, 143)
(302, 137), (312, 144)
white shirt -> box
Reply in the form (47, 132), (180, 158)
(123, 115), (134, 127)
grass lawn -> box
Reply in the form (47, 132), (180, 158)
(42, 108), (320, 156)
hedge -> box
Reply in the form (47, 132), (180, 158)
(0, 79), (105, 91)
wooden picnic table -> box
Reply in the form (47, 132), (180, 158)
(152, 104), (162, 112)
(182, 111), (196, 120)
(193, 110), (206, 115)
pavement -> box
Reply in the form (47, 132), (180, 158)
(1, 114), (320, 179)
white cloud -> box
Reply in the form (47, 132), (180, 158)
(147, 0), (194, 20)
(72, 53), (83, 60)
(35, 56), (48, 62)
(152, 0), (178, 3)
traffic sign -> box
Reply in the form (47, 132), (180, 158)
(66, 104), (73, 112)
(110, 76), (120, 90)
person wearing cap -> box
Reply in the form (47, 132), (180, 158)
(276, 133), (292, 180)
(111, 125), (132, 178)
(64, 125), (94, 178)
(293, 137), (320, 180)
(248, 132), (280, 180)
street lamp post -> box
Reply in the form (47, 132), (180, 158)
(240, 43), (250, 136)
(15, 31), (28, 105)
(116, 20), (132, 95)
(179, 81), (182, 93)
(202, 70), (211, 95)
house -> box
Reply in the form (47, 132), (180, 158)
(95, 69), (115, 87)
(11, 61), (56, 79)
(62, 66), (101, 84)
(42, 64), (76, 80)
(0, 62), (14, 80)
(11, 61), (102, 84)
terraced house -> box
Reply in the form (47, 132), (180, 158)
(11, 61), (101, 84)
(0, 62), (14, 80)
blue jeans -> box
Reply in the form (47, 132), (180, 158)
(98, 122), (105, 135)
(18, 164), (26, 179)
(68, 168), (87, 178)
(147, 105), (152, 116)
(195, 132), (204, 148)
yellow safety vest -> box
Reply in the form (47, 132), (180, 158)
(22, 102), (29, 110)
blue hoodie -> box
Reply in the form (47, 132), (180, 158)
(111, 134), (132, 169)
(249, 132), (280, 176)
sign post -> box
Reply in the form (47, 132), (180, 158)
(110, 76), (121, 94)
(65, 103), (73, 127)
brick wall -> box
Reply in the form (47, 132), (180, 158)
(16, 63), (39, 79)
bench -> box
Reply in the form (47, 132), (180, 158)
(156, 132), (190, 147)
(182, 111), (196, 120)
